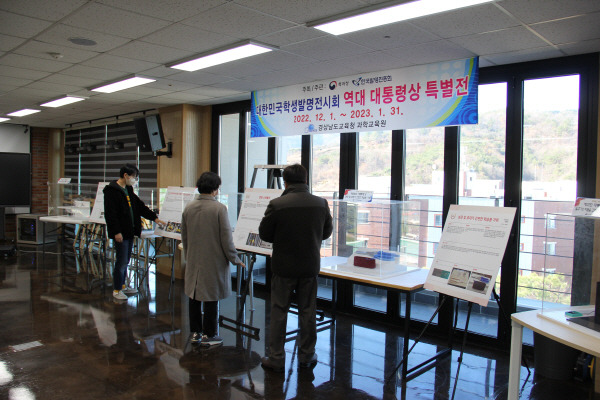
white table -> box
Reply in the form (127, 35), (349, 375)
(508, 306), (600, 399)
(40, 215), (92, 255)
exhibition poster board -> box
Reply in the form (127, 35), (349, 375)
(251, 57), (478, 137)
(153, 186), (196, 240)
(89, 182), (109, 224)
(572, 197), (600, 216)
(424, 205), (516, 306)
(233, 187), (283, 256)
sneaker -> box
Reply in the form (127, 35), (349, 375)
(261, 356), (285, 372)
(190, 332), (202, 344)
(122, 286), (138, 294)
(200, 335), (223, 347)
(113, 290), (127, 300)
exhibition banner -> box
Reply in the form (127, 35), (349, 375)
(154, 186), (196, 240)
(233, 188), (283, 256)
(424, 205), (515, 306)
(89, 182), (109, 224)
(251, 57), (478, 137)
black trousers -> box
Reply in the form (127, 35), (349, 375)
(268, 274), (318, 364)
(188, 298), (219, 337)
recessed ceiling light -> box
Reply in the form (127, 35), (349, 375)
(310, 0), (495, 35)
(168, 41), (276, 72)
(0, 117), (10, 123)
(7, 109), (40, 117)
(40, 95), (87, 108)
(90, 75), (156, 93)
(68, 37), (97, 46)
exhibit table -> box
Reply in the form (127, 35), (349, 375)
(40, 215), (92, 256)
(508, 307), (600, 399)
(319, 258), (429, 379)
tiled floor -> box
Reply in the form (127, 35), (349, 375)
(0, 244), (597, 400)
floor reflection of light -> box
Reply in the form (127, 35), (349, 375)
(9, 386), (36, 400)
(0, 361), (13, 385)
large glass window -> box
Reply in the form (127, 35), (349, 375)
(458, 83), (507, 337)
(219, 113), (240, 194)
(404, 127), (445, 322)
(246, 112), (269, 190)
(358, 131), (392, 198)
(517, 75), (580, 311)
(277, 136), (301, 166)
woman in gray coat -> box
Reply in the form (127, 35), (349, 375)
(181, 172), (244, 346)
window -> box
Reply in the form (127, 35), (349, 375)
(357, 131), (391, 199)
(433, 213), (443, 227)
(544, 241), (556, 256)
(545, 214), (556, 229)
(357, 210), (369, 224)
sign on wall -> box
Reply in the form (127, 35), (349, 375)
(251, 57), (478, 137)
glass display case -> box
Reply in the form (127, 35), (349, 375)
(539, 212), (597, 312)
(47, 182), (97, 217)
(321, 199), (422, 278)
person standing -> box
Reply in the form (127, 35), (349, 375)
(103, 163), (165, 300)
(259, 164), (333, 371)
(181, 172), (245, 346)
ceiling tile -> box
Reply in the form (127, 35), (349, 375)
(335, 51), (411, 74)
(204, 93), (251, 105)
(0, 65), (51, 80)
(35, 23), (131, 52)
(235, 0), (364, 24)
(559, 39), (600, 56)
(279, 60), (360, 82)
(342, 22), (439, 50)
(108, 41), (191, 64)
(181, 86), (244, 98)
(246, 51), (316, 71)
(385, 40), (475, 65)
(81, 54), (160, 73)
(61, 2), (171, 39)
(0, 83), (20, 93)
(148, 92), (212, 103)
(118, 86), (172, 97)
(0, 53), (72, 73)
(143, 78), (198, 92)
(96, 0), (227, 22)
(255, 26), (327, 48)
(283, 36), (371, 61)
(0, 0), (88, 22)
(449, 26), (549, 55)
(530, 13), (600, 45)
(0, 76), (34, 87)
(497, 0), (600, 24)
(15, 40), (99, 63)
(24, 80), (82, 94)
(0, 34), (27, 52)
(140, 24), (238, 53)
(411, 3), (520, 39)
(181, 3), (294, 38)
(0, 10), (52, 38)
(168, 70), (234, 86)
(137, 66), (180, 79)
(482, 46), (564, 65)
(59, 64), (124, 81)
(41, 73), (99, 87)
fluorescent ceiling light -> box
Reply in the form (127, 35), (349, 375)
(40, 95), (87, 108)
(7, 109), (40, 117)
(91, 76), (156, 93)
(312, 0), (495, 35)
(0, 117), (10, 123)
(169, 42), (275, 72)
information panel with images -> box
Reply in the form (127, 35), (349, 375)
(424, 205), (516, 306)
(154, 186), (196, 240)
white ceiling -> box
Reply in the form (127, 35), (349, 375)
(0, 0), (599, 128)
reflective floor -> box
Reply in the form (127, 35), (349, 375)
(0, 245), (598, 400)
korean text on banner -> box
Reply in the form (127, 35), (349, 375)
(251, 57), (478, 137)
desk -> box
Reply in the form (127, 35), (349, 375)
(319, 259), (429, 379)
(40, 215), (92, 256)
(508, 307), (600, 399)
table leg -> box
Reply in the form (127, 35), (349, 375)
(508, 319), (523, 400)
(403, 293), (411, 380)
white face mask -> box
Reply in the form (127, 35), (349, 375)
(126, 176), (137, 186)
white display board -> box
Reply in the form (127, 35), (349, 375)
(233, 188), (283, 256)
(89, 182), (109, 224)
(424, 205), (516, 306)
(153, 186), (196, 240)
(572, 197), (600, 216)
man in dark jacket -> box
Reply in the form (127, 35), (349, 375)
(104, 164), (164, 300)
(259, 164), (333, 372)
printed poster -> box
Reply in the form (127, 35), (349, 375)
(251, 57), (478, 137)
(154, 186), (196, 240)
(424, 205), (516, 306)
(233, 188), (283, 256)
(89, 182), (109, 224)
(572, 197), (600, 217)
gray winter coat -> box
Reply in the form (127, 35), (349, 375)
(181, 194), (241, 301)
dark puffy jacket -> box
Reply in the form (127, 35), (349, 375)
(258, 184), (333, 278)
(103, 181), (157, 239)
